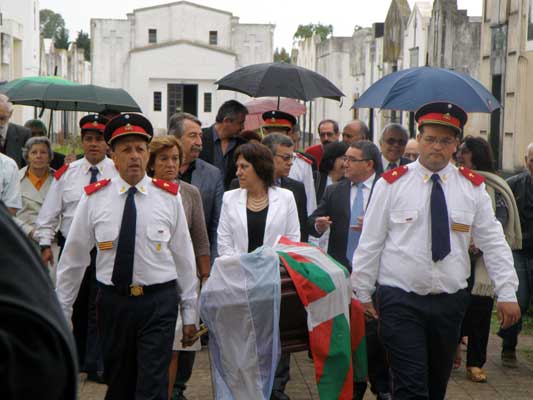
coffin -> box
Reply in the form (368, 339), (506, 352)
(279, 264), (309, 353)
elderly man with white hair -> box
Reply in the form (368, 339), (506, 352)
(0, 94), (31, 167)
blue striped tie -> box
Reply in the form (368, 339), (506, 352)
(346, 183), (364, 264)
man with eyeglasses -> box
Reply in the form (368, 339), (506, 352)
(262, 110), (317, 216)
(352, 102), (520, 400)
(305, 119), (340, 168)
(308, 140), (384, 399)
(379, 123), (412, 170)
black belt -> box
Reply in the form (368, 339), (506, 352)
(97, 280), (176, 297)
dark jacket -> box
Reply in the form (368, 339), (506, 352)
(230, 176), (309, 242)
(308, 174), (379, 271)
(4, 123), (31, 167)
(190, 158), (224, 259)
(0, 201), (78, 399)
(507, 171), (533, 251)
(200, 125), (246, 190)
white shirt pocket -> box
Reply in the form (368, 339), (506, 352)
(147, 225), (172, 255)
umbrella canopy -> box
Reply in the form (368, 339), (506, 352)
(353, 66), (500, 113)
(216, 62), (344, 102)
(244, 97), (306, 131)
(6, 82), (141, 113)
(0, 76), (78, 97)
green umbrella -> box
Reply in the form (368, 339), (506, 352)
(0, 76), (78, 97)
(7, 82), (141, 113)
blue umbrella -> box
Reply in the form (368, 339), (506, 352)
(353, 66), (500, 113)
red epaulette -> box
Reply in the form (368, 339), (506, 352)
(54, 163), (69, 180)
(152, 178), (179, 195)
(381, 165), (409, 184)
(458, 166), (485, 186)
(84, 179), (111, 195)
(296, 152), (312, 165)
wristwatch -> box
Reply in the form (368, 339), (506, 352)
(40, 245), (51, 251)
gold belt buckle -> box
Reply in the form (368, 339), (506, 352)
(130, 285), (144, 296)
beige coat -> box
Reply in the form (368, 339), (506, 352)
(15, 167), (54, 237)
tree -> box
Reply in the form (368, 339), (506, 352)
(273, 47), (291, 63)
(54, 26), (70, 50)
(293, 23), (333, 41)
(40, 9), (65, 39)
(76, 30), (91, 61)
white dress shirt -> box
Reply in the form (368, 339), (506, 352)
(352, 161), (518, 303)
(0, 153), (21, 210)
(289, 155), (317, 215)
(35, 156), (117, 246)
(56, 174), (198, 324)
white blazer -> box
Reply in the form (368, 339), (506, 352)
(217, 186), (300, 256)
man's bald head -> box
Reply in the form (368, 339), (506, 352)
(342, 119), (369, 144)
(404, 138), (419, 161)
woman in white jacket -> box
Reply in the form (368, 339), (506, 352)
(217, 142), (300, 256)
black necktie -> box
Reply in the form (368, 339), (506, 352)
(387, 162), (397, 171)
(89, 166), (99, 184)
(112, 187), (137, 290)
(430, 174), (450, 262)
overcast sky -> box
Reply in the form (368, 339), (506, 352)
(40, 0), (483, 50)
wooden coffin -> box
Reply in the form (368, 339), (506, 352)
(279, 264), (309, 353)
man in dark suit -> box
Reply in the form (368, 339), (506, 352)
(169, 111), (224, 400)
(199, 100), (248, 190)
(379, 123), (412, 171)
(308, 140), (390, 400)
(0, 94), (30, 167)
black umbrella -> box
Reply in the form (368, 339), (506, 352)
(215, 62), (344, 102)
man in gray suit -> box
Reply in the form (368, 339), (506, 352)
(0, 95), (31, 168)
(168, 111), (224, 399)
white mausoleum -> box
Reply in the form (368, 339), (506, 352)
(91, 1), (274, 133)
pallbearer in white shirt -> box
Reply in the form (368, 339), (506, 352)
(35, 114), (115, 382)
(351, 102), (521, 400)
(55, 114), (198, 400)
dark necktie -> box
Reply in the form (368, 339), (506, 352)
(89, 166), (99, 184)
(387, 162), (397, 171)
(112, 187), (137, 290)
(430, 174), (450, 262)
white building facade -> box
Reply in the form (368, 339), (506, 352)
(91, 1), (274, 133)
(0, 0), (40, 123)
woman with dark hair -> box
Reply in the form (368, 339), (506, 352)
(455, 136), (521, 382)
(315, 141), (349, 203)
(217, 142), (300, 255)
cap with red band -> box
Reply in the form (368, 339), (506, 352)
(415, 102), (467, 136)
(104, 113), (153, 144)
(262, 110), (296, 129)
(79, 114), (109, 134)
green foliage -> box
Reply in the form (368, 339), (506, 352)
(76, 30), (91, 61)
(274, 47), (291, 63)
(40, 9), (65, 39)
(54, 26), (70, 50)
(293, 23), (333, 41)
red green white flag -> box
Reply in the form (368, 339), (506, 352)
(275, 237), (368, 400)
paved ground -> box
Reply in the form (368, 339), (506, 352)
(79, 334), (533, 400)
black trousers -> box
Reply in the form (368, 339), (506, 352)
(366, 318), (390, 395)
(377, 286), (468, 400)
(172, 351), (196, 394)
(97, 282), (178, 400)
(461, 294), (494, 368)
